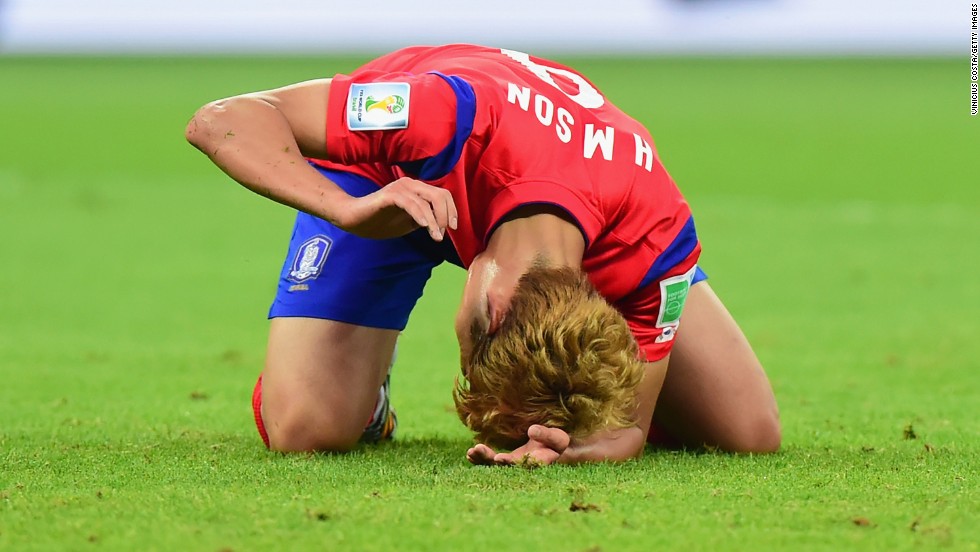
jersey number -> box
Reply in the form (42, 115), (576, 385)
(500, 49), (605, 109)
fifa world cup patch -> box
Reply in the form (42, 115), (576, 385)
(655, 266), (697, 343)
(347, 82), (410, 131)
(288, 235), (332, 284)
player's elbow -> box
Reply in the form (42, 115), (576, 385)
(185, 96), (256, 152)
(186, 95), (282, 157)
(184, 100), (225, 153)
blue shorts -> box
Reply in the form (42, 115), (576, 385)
(270, 165), (707, 331)
(693, 266), (708, 285)
(268, 166), (460, 330)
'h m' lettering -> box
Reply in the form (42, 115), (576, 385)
(633, 133), (653, 172)
(584, 124), (614, 161)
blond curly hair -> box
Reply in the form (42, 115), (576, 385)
(453, 265), (644, 449)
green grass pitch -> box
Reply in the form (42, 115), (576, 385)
(0, 54), (976, 551)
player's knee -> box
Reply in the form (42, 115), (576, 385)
(725, 408), (782, 454)
(263, 403), (363, 454)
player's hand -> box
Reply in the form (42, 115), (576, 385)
(337, 177), (458, 241)
(466, 425), (571, 467)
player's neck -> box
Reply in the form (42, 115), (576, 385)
(454, 208), (586, 358)
(485, 205), (585, 270)
(480, 206), (585, 332)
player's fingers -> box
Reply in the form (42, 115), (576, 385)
(410, 192), (445, 241)
(391, 192), (441, 240)
(492, 450), (554, 467)
(431, 186), (457, 231)
(492, 452), (517, 466)
(528, 449), (560, 466)
(432, 189), (452, 234)
(446, 188), (458, 230)
(467, 444), (497, 465)
(412, 185), (455, 238)
(399, 178), (456, 236)
(527, 425), (571, 453)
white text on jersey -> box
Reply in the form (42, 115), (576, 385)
(507, 83), (655, 173)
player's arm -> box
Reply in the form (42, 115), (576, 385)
(467, 425), (646, 466)
(562, 357), (666, 464)
(184, 79), (455, 241)
(468, 357), (669, 466)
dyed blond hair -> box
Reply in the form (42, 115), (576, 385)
(453, 265), (644, 449)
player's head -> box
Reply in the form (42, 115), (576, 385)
(453, 264), (644, 449)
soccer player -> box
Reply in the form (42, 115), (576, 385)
(185, 44), (781, 465)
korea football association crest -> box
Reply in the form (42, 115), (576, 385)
(288, 235), (332, 284)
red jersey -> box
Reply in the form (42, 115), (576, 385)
(315, 44), (700, 360)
